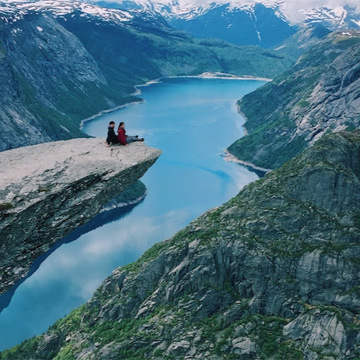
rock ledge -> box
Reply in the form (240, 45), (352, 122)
(0, 138), (161, 294)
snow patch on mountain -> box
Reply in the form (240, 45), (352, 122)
(84, 0), (360, 29)
(302, 6), (347, 26)
(0, 0), (133, 24)
(93, 0), (286, 20)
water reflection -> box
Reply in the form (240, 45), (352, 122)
(0, 201), (140, 312)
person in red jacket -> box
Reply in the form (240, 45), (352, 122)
(118, 122), (144, 145)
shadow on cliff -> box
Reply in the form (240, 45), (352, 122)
(0, 200), (143, 313)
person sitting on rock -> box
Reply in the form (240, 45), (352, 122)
(106, 121), (119, 146)
(118, 122), (144, 146)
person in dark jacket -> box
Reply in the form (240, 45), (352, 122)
(118, 122), (144, 145)
(106, 121), (119, 146)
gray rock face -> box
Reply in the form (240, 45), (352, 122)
(0, 138), (161, 294)
(5, 131), (359, 360)
(228, 30), (360, 170)
(0, 12), (106, 151)
(292, 36), (360, 145)
(284, 310), (347, 358)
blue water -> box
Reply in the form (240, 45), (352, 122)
(0, 77), (264, 351)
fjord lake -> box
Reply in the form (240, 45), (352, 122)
(0, 77), (264, 350)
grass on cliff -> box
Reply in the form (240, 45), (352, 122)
(0, 203), (13, 211)
(227, 33), (360, 170)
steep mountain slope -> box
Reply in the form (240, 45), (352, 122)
(228, 30), (360, 170)
(0, 11), (100, 150)
(0, 3), (137, 151)
(3, 130), (360, 359)
(0, 0), (293, 152)
(302, 4), (360, 30)
(274, 23), (331, 59)
(168, 3), (296, 48)
(90, 0), (297, 47)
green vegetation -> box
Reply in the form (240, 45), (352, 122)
(0, 203), (13, 211)
(13, 70), (85, 141)
(0, 337), (42, 360)
(228, 32), (360, 170)
(53, 345), (76, 360)
(38, 185), (51, 192)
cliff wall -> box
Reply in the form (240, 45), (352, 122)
(228, 31), (360, 170)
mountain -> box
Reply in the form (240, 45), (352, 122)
(87, 0), (360, 47)
(0, 2), (137, 151)
(0, 0), (294, 152)
(89, 0), (298, 48)
(274, 23), (331, 59)
(167, 2), (296, 48)
(3, 129), (360, 359)
(228, 30), (360, 170)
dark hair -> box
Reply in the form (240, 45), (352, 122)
(119, 122), (125, 127)
(109, 121), (115, 125)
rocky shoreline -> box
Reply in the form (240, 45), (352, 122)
(223, 150), (272, 174)
(227, 31), (360, 170)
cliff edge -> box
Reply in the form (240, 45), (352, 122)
(4, 131), (359, 359)
(0, 138), (161, 295)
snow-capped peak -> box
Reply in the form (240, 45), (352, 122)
(0, 0), (133, 24)
(82, 0), (360, 28)
(92, 0), (285, 20)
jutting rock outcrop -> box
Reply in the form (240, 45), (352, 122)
(4, 130), (359, 360)
(228, 30), (360, 170)
(0, 138), (161, 295)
